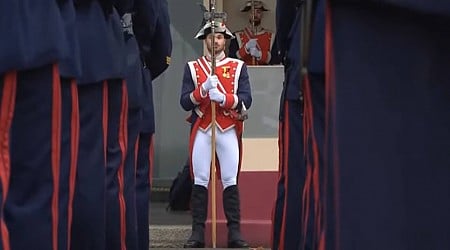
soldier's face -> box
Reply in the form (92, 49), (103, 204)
(206, 33), (226, 54)
(248, 9), (262, 26)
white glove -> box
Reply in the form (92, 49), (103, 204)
(208, 88), (225, 104)
(202, 75), (219, 92)
(245, 38), (258, 51)
(249, 47), (262, 59)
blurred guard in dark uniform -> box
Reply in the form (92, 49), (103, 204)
(106, 0), (171, 249)
(324, 1), (450, 249)
(133, 0), (172, 249)
(71, 1), (126, 250)
(57, 2), (82, 250)
(271, 0), (326, 249)
(105, 1), (140, 250)
(271, 1), (305, 249)
(0, 1), (79, 249)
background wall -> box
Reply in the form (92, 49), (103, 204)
(152, 0), (204, 185)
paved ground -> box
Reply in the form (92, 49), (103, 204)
(149, 202), (190, 248)
(150, 202), (191, 225)
(149, 202), (269, 249)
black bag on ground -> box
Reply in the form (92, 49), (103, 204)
(167, 161), (192, 211)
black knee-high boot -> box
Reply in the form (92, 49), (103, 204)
(223, 185), (250, 248)
(184, 185), (208, 248)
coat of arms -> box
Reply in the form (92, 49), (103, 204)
(222, 66), (231, 78)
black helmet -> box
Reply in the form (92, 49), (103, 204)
(240, 0), (269, 12)
(194, 21), (234, 40)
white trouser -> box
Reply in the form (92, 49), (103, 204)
(192, 127), (239, 189)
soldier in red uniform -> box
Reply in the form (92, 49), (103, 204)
(229, 0), (277, 65)
(180, 21), (252, 248)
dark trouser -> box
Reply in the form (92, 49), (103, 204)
(58, 78), (79, 250)
(135, 132), (153, 250)
(71, 82), (106, 250)
(105, 80), (129, 250)
(123, 108), (141, 250)
(327, 3), (450, 249)
(302, 73), (325, 250)
(5, 64), (67, 250)
(272, 100), (305, 250)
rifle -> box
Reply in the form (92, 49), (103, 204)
(206, 0), (224, 247)
(251, 0), (257, 65)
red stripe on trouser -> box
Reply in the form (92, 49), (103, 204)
(324, 1), (340, 249)
(301, 76), (312, 250)
(118, 81), (128, 250)
(67, 80), (79, 250)
(0, 71), (17, 250)
(51, 64), (62, 250)
(102, 81), (108, 164)
(302, 74), (324, 249)
(301, 154), (312, 250)
(302, 76), (310, 248)
(134, 136), (140, 175)
(271, 121), (284, 248)
(149, 135), (154, 187)
(278, 101), (289, 250)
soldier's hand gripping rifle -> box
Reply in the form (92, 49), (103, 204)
(198, 4), (249, 123)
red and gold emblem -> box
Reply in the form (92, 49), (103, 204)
(222, 66), (231, 78)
